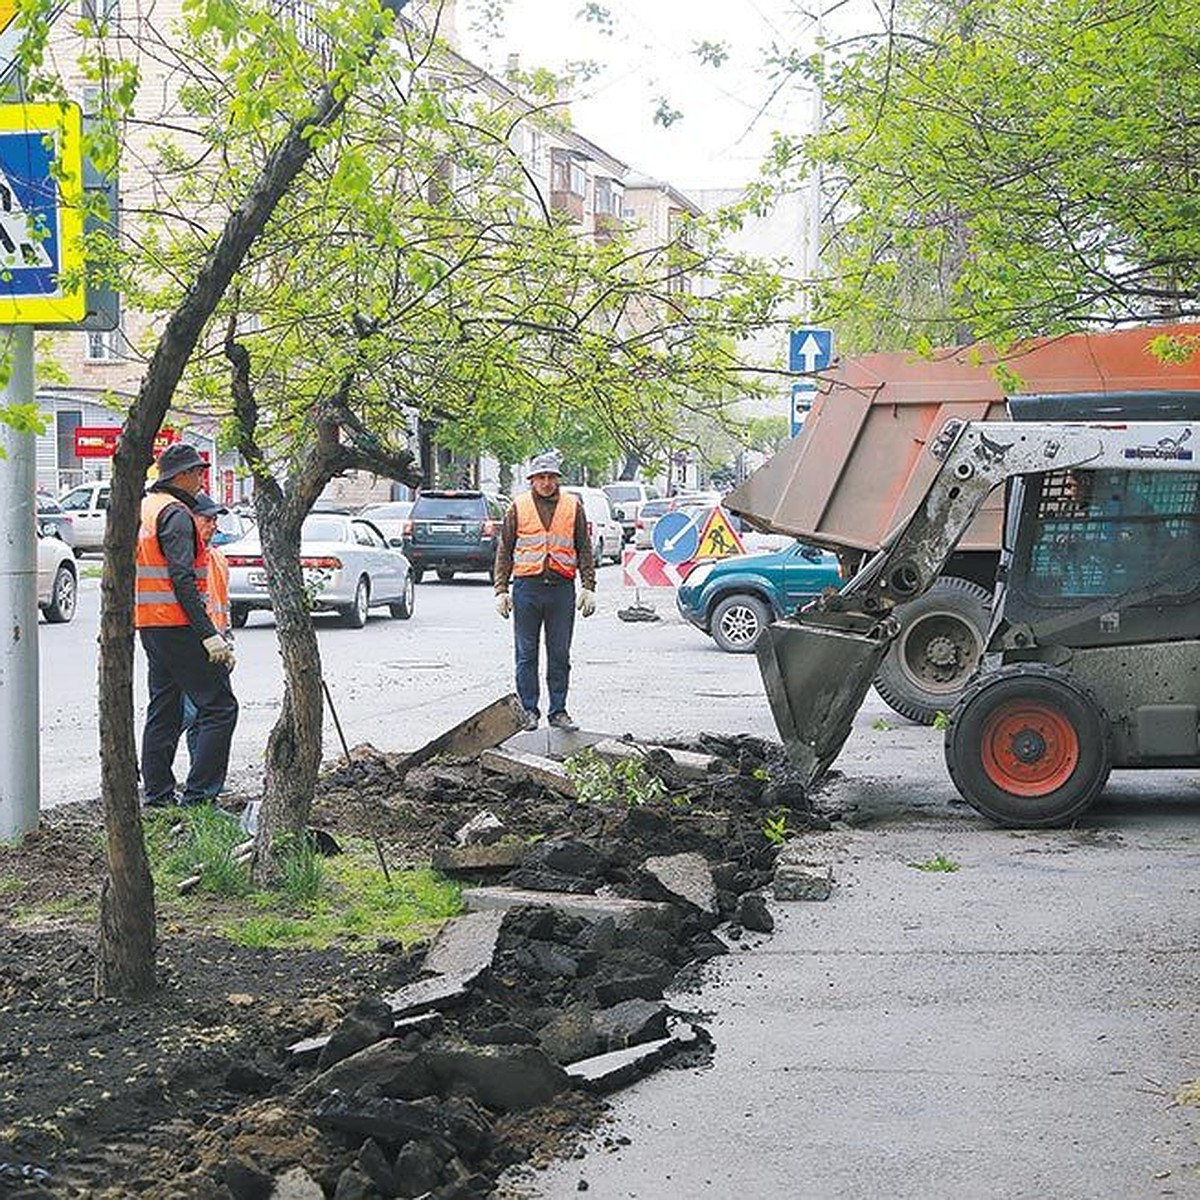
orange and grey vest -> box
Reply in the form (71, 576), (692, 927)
(206, 547), (230, 632)
(513, 490), (579, 580)
(135, 492), (208, 628)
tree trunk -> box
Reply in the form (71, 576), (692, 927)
(619, 451), (642, 481)
(498, 462), (513, 496)
(252, 494), (324, 884)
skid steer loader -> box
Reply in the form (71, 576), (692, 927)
(755, 417), (1200, 826)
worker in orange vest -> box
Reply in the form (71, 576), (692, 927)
(136, 444), (238, 807)
(181, 491), (233, 793)
(494, 452), (596, 732)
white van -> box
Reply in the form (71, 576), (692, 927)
(57, 481), (111, 554)
(565, 487), (623, 564)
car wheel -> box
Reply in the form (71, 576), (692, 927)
(230, 605), (249, 629)
(411, 567), (424, 584)
(44, 564), (76, 623)
(390, 574), (415, 620)
(945, 663), (1111, 827)
(710, 594), (770, 653)
(340, 577), (370, 628)
(437, 568), (455, 582)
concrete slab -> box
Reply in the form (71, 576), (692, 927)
(462, 885), (677, 929)
(422, 909), (506, 979)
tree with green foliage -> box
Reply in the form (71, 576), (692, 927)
(763, 0), (1200, 351)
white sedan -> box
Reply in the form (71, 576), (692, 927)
(224, 514), (415, 629)
(37, 532), (77, 623)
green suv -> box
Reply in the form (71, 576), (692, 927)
(404, 490), (508, 582)
(675, 542), (843, 653)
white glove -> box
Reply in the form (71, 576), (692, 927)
(203, 634), (236, 670)
(576, 588), (596, 617)
(495, 592), (512, 619)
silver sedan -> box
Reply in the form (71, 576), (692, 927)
(224, 514), (415, 629)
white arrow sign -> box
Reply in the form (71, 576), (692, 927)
(793, 334), (823, 373)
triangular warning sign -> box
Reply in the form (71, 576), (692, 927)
(696, 506), (745, 559)
(0, 167), (50, 271)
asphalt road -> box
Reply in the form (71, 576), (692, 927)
(38, 561), (783, 810)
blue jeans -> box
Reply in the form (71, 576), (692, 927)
(182, 693), (228, 796)
(512, 577), (575, 717)
(140, 628), (238, 805)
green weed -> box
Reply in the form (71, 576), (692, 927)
(872, 717), (894, 731)
(149, 805), (249, 897)
(565, 750), (669, 807)
(762, 809), (791, 847)
(910, 853), (960, 873)
(932, 711), (952, 730)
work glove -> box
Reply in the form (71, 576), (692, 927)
(495, 592), (512, 619)
(576, 588), (596, 618)
(203, 634), (236, 670)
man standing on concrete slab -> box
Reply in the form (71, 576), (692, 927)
(136, 444), (238, 807)
(494, 452), (595, 732)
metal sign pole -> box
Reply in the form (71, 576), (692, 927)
(0, 323), (39, 840)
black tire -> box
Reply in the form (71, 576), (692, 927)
(340, 577), (370, 628)
(873, 576), (991, 725)
(710, 593), (771, 653)
(411, 567), (424, 584)
(44, 564), (76, 623)
(230, 605), (249, 629)
(437, 568), (455, 582)
(945, 663), (1111, 828)
(389, 574), (415, 620)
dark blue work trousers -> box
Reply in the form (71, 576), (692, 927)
(140, 627), (238, 805)
(512, 577), (575, 717)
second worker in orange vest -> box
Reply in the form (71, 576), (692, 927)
(494, 452), (596, 731)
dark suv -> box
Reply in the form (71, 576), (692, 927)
(405, 490), (508, 582)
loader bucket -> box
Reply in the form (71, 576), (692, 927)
(756, 618), (891, 786)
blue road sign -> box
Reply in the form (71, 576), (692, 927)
(652, 509), (702, 563)
(791, 383), (816, 438)
(789, 327), (834, 374)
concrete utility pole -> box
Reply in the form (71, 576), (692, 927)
(805, 3), (824, 288)
(0, 324), (38, 840)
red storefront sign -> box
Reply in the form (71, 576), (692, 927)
(74, 426), (181, 459)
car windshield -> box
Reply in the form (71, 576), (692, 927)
(361, 502), (412, 519)
(604, 485), (641, 502)
(301, 516), (349, 542)
(641, 500), (671, 518)
(413, 495), (485, 520)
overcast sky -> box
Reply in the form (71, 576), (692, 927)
(457, 0), (819, 194)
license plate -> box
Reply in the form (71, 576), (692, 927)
(248, 571), (268, 587)
(430, 523), (463, 533)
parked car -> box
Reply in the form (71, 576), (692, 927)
(56, 480), (110, 553)
(224, 514), (415, 628)
(213, 511), (254, 547)
(404, 490), (508, 582)
(35, 496), (75, 548)
(675, 541), (842, 653)
(357, 500), (414, 545)
(37, 531), (77, 623)
(565, 487), (623, 564)
(602, 482), (661, 543)
(633, 497), (673, 549)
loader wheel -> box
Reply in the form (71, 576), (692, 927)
(873, 576), (991, 725)
(944, 663), (1111, 828)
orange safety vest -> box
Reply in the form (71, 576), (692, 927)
(135, 492), (209, 629)
(206, 546), (230, 632)
(513, 490), (579, 580)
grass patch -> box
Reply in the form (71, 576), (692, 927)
(910, 853), (960, 873)
(0, 874), (23, 896)
(144, 811), (462, 951)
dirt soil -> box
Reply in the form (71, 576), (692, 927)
(0, 733), (823, 1199)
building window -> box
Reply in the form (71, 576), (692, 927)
(551, 150), (588, 198)
(80, 0), (119, 21)
(85, 326), (122, 362)
(516, 126), (545, 178)
(594, 177), (624, 218)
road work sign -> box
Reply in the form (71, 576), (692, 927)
(0, 103), (85, 324)
(695, 507), (745, 559)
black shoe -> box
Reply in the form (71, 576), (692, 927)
(548, 711), (578, 732)
(522, 710), (539, 732)
(141, 790), (176, 808)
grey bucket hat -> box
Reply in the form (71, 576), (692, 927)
(526, 452), (563, 479)
(192, 492), (227, 517)
(156, 442), (206, 481)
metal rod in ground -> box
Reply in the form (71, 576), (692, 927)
(321, 676), (391, 883)
(322, 677), (353, 766)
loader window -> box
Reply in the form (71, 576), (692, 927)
(1024, 469), (1200, 599)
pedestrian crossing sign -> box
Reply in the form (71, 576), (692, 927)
(0, 103), (85, 324)
(696, 507), (745, 560)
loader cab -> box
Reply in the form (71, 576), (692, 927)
(998, 466), (1200, 648)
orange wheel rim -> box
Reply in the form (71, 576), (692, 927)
(980, 700), (1079, 796)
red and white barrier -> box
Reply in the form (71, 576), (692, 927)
(622, 549), (696, 588)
